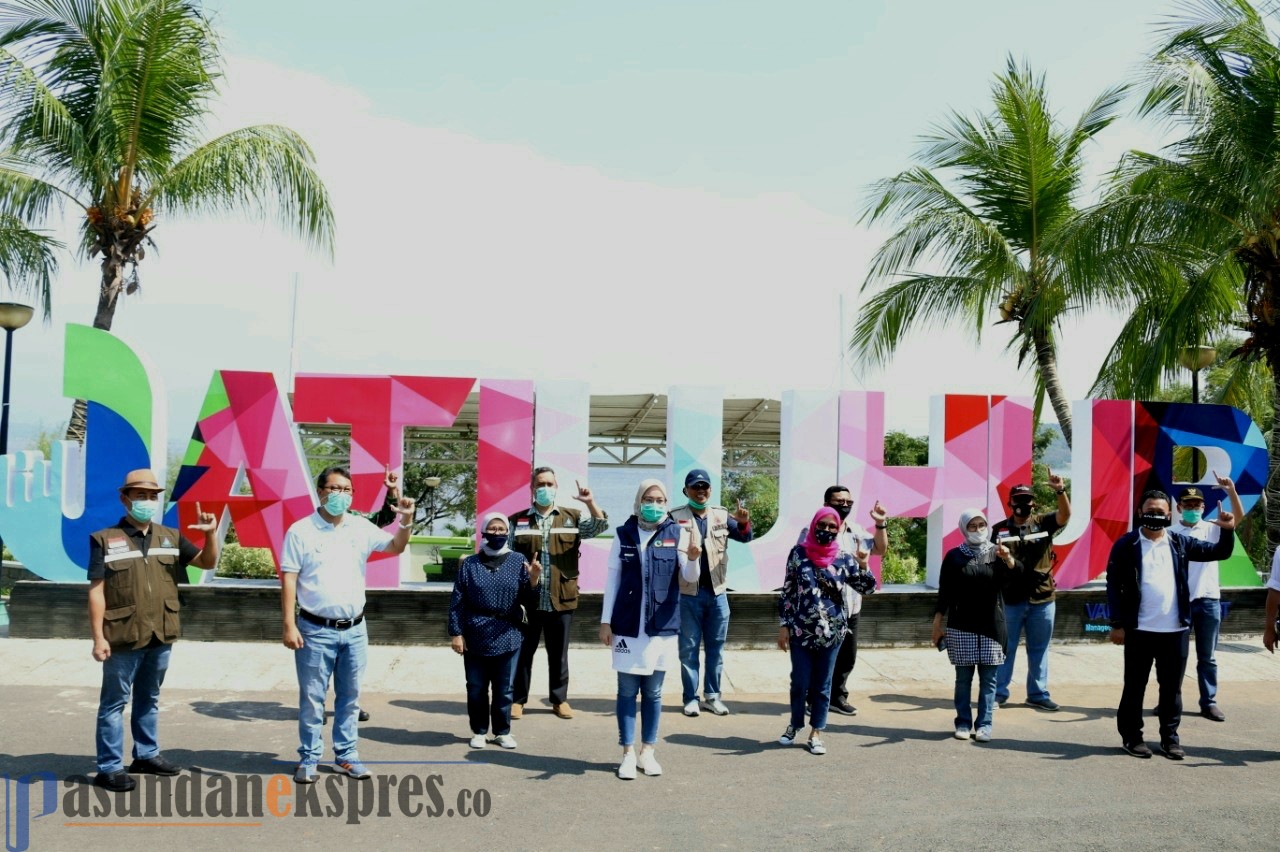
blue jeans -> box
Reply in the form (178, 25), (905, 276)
(294, 619), (368, 765)
(788, 642), (840, 730)
(954, 664), (999, 730)
(616, 670), (665, 747)
(96, 642), (172, 773)
(1190, 598), (1221, 709)
(996, 600), (1055, 703)
(464, 648), (519, 736)
(679, 588), (730, 703)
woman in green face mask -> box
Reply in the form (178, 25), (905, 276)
(600, 479), (701, 779)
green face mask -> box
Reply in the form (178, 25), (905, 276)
(534, 486), (556, 507)
(687, 497), (708, 510)
(639, 503), (666, 523)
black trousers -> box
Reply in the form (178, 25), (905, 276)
(1116, 628), (1189, 745)
(513, 608), (573, 706)
(832, 612), (860, 702)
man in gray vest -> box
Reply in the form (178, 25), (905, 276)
(87, 469), (221, 792)
(670, 469), (753, 717)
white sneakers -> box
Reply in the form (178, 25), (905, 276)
(494, 734), (517, 749)
(683, 700), (700, 717)
(617, 751), (637, 780)
(954, 727), (971, 740)
(469, 734), (487, 749)
(974, 727), (992, 743)
(703, 699), (730, 716)
(636, 749), (662, 776)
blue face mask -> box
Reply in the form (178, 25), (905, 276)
(129, 499), (160, 523)
(534, 486), (556, 507)
(640, 503), (666, 523)
(323, 491), (353, 516)
(1181, 508), (1203, 525)
(483, 532), (509, 550)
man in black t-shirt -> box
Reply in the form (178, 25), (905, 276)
(991, 476), (1070, 711)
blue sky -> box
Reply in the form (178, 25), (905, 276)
(5, 0), (1185, 455)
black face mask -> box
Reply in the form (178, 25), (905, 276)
(813, 529), (838, 545)
(1139, 512), (1171, 531)
(829, 503), (852, 520)
(1011, 501), (1033, 517)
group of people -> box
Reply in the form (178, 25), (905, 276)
(83, 461), (1266, 791)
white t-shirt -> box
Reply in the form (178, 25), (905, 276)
(1180, 520), (1221, 601)
(1137, 534), (1184, 632)
(280, 511), (393, 619)
(602, 528), (696, 675)
(1267, 547), (1280, 593)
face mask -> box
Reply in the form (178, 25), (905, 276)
(1181, 508), (1203, 525)
(813, 529), (838, 545)
(639, 503), (666, 523)
(687, 497), (708, 510)
(1011, 501), (1033, 517)
(1140, 512), (1171, 531)
(534, 486), (556, 507)
(965, 528), (989, 546)
(830, 503), (852, 520)
(323, 491), (353, 516)
(483, 532), (509, 550)
(129, 499), (160, 523)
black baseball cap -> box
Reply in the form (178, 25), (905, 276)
(685, 469), (712, 487)
(1009, 484), (1034, 500)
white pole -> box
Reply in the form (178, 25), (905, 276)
(287, 274), (300, 395)
(839, 292), (847, 390)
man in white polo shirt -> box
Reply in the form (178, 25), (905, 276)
(280, 465), (415, 783)
(1263, 544), (1280, 653)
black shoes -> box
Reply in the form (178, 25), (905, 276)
(127, 755), (181, 776)
(94, 771), (137, 791)
(1122, 740), (1153, 759)
(1159, 741), (1186, 760)
(358, 709), (371, 722)
(829, 699), (858, 716)
(1027, 698), (1060, 712)
(1201, 705), (1225, 722)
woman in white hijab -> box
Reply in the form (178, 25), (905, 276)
(931, 508), (1020, 744)
(448, 512), (541, 750)
(600, 478), (701, 780)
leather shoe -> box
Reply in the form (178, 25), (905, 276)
(553, 702), (574, 719)
(128, 755), (181, 776)
(1201, 705), (1225, 722)
(1160, 741), (1186, 760)
(94, 770), (137, 792)
(829, 699), (857, 716)
(510, 703), (523, 720)
(1122, 740), (1152, 759)
(358, 709), (371, 722)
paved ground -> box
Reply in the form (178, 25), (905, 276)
(2, 637), (1278, 851)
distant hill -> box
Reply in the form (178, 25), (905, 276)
(1038, 423), (1071, 470)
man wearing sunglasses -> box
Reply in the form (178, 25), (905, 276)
(670, 469), (753, 717)
(990, 474), (1070, 711)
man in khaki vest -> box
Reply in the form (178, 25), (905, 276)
(508, 466), (608, 720)
(670, 469), (752, 717)
(87, 469), (220, 792)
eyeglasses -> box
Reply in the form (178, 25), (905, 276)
(815, 523), (840, 532)
(687, 483), (711, 491)
(829, 500), (854, 508)
(321, 485), (353, 494)
(641, 498), (667, 506)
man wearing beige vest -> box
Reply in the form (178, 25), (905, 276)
(670, 469), (753, 717)
(87, 469), (220, 792)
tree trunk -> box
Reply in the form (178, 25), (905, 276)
(64, 251), (126, 443)
(1031, 329), (1073, 449)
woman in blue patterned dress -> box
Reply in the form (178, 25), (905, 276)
(449, 512), (541, 750)
(776, 506), (873, 755)
(931, 508), (1020, 743)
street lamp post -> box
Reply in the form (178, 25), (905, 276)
(0, 302), (34, 456)
(424, 476), (442, 535)
(1178, 344), (1217, 481)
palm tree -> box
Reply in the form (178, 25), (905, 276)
(853, 58), (1128, 447)
(1080, 0), (1280, 556)
(0, 0), (334, 440)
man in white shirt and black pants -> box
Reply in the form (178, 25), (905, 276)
(1106, 489), (1235, 760)
(280, 465), (415, 783)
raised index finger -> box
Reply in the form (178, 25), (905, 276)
(195, 501), (202, 517)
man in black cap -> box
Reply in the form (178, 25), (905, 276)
(670, 469), (753, 716)
(990, 472), (1070, 711)
(1175, 474), (1243, 722)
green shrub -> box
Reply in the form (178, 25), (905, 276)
(880, 551), (922, 585)
(216, 543), (278, 579)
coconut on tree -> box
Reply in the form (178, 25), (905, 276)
(0, 0), (334, 440)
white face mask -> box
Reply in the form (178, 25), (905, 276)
(965, 527), (988, 546)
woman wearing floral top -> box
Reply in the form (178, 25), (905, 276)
(776, 506), (874, 755)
